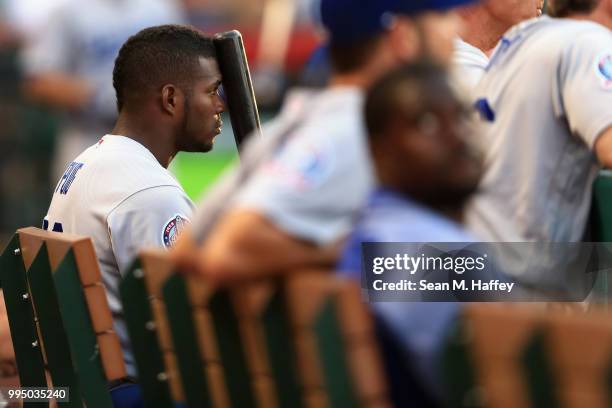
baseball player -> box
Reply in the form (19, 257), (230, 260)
(180, 0), (475, 283)
(43, 25), (225, 380)
(466, 0), (612, 290)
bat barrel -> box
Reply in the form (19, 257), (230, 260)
(213, 30), (262, 152)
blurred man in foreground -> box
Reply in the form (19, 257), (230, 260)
(179, 0), (475, 282)
(338, 62), (482, 406)
(340, 63), (481, 271)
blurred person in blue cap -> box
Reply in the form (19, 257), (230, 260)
(318, 0), (471, 65)
(177, 0), (476, 282)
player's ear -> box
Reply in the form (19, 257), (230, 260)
(161, 84), (183, 116)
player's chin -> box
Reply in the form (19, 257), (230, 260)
(197, 130), (220, 152)
(184, 138), (214, 153)
(198, 140), (214, 153)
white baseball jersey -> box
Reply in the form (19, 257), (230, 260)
(452, 38), (489, 95)
(44, 134), (194, 376)
(466, 16), (612, 245)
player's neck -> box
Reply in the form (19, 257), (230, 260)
(112, 114), (176, 168)
(459, 7), (510, 54)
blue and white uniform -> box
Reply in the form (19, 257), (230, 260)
(452, 37), (489, 95)
(467, 16), (612, 244)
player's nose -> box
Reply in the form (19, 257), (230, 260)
(215, 95), (225, 114)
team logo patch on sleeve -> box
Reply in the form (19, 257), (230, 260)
(595, 52), (612, 90)
(162, 214), (190, 248)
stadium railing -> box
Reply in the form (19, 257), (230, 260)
(7, 227), (612, 407)
(0, 227), (125, 407)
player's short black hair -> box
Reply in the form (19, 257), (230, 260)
(328, 34), (383, 74)
(113, 24), (216, 112)
(365, 62), (453, 139)
(548, 0), (600, 17)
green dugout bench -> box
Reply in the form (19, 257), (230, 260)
(4, 177), (612, 408)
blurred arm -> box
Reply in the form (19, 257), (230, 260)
(22, 73), (93, 110)
(194, 210), (339, 283)
(19, 5), (92, 110)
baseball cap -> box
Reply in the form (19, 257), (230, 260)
(319, 0), (475, 45)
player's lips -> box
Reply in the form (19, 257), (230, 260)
(214, 115), (223, 136)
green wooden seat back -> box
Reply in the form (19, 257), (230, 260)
(440, 317), (481, 408)
(260, 290), (303, 408)
(0, 235), (47, 392)
(284, 273), (389, 407)
(162, 274), (213, 408)
(16, 226), (127, 407)
(27, 243), (83, 407)
(53, 247), (114, 407)
(521, 330), (559, 408)
(209, 289), (257, 408)
(313, 297), (358, 408)
(545, 312), (612, 407)
(441, 306), (543, 408)
(590, 170), (612, 299)
(119, 260), (174, 408)
(592, 170), (612, 242)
